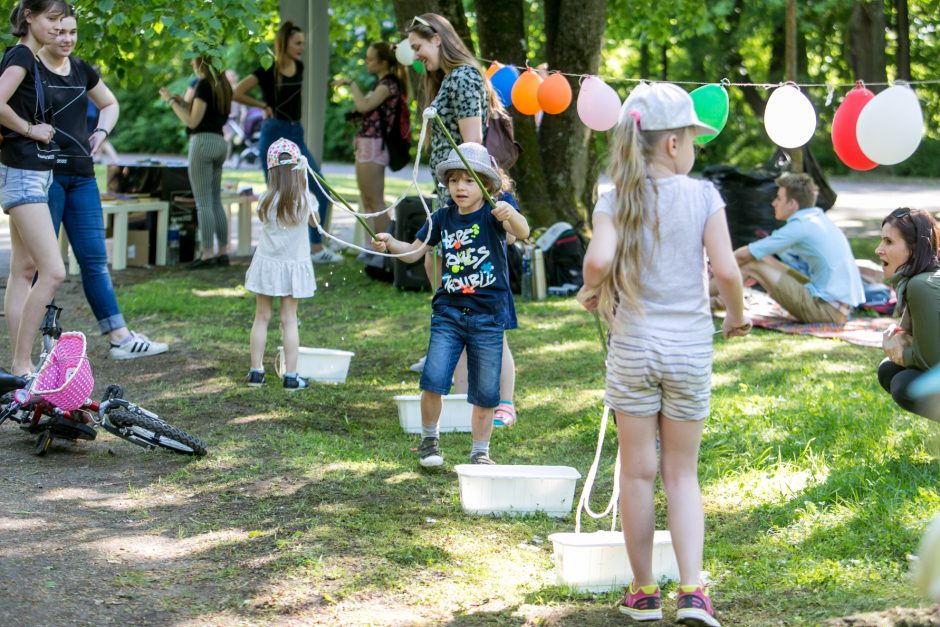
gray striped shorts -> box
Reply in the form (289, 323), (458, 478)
(605, 334), (713, 421)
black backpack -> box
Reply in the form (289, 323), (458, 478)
(538, 222), (585, 287)
(379, 82), (412, 172)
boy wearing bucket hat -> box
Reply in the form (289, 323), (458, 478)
(372, 142), (529, 466)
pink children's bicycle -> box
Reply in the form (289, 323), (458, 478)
(0, 306), (207, 457)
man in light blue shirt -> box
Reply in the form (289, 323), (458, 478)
(720, 173), (864, 324)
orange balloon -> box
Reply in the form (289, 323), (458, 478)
(537, 72), (572, 114)
(511, 68), (543, 116)
(485, 62), (503, 79)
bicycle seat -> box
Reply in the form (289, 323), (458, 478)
(0, 369), (27, 393)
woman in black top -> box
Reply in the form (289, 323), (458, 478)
(233, 21), (338, 265)
(161, 55), (232, 268)
(0, 0), (68, 376)
(36, 10), (168, 360)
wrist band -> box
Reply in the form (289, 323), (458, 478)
(25, 123), (31, 138)
(93, 127), (110, 139)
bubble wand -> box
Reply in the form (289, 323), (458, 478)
(307, 169), (377, 240)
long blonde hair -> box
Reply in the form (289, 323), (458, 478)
(598, 118), (681, 321)
(406, 13), (485, 108)
(257, 156), (308, 226)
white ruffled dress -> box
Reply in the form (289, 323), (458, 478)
(244, 196), (316, 298)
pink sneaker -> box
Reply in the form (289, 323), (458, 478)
(618, 582), (662, 621)
(676, 585), (720, 626)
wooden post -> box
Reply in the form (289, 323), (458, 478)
(785, 0), (804, 172)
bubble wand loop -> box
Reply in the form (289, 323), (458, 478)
(428, 110), (497, 208)
(306, 168), (377, 240)
(593, 311), (608, 356)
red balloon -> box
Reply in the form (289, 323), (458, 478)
(832, 85), (877, 171)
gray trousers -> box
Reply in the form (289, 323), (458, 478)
(187, 132), (228, 251)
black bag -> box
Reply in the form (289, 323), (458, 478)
(485, 107), (521, 170)
(538, 222), (585, 287)
(379, 82), (412, 172)
(507, 240), (524, 294)
(393, 197), (433, 291)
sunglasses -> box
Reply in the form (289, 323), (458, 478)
(409, 15), (435, 32)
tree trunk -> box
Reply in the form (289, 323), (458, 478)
(474, 0), (552, 226)
(846, 1), (888, 86)
(895, 0), (911, 81)
(539, 0), (608, 229)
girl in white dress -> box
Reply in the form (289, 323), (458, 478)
(245, 138), (317, 390)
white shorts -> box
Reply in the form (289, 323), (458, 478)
(605, 334), (713, 421)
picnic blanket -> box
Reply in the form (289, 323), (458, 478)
(734, 288), (894, 348)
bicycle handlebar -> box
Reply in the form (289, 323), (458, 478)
(0, 373), (27, 394)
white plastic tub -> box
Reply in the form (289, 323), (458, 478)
(454, 464), (581, 517)
(547, 530), (679, 592)
(394, 394), (473, 433)
(276, 346), (354, 384)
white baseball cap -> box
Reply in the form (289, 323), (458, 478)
(620, 82), (717, 136)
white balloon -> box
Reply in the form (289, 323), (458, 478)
(856, 85), (924, 165)
(395, 38), (414, 66)
(763, 85), (817, 149)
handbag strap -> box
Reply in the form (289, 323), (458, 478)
(33, 58), (46, 122)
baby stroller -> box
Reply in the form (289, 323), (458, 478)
(230, 106), (264, 168)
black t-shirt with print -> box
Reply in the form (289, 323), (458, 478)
(0, 45), (55, 170)
(252, 62), (303, 122)
(188, 77), (227, 136)
(415, 199), (510, 315)
(38, 55), (100, 177)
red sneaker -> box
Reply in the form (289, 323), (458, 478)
(676, 585), (720, 626)
(618, 582), (662, 621)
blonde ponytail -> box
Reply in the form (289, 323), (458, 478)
(598, 118), (669, 321)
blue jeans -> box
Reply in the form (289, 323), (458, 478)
(420, 304), (504, 408)
(258, 118), (329, 245)
(48, 175), (126, 334)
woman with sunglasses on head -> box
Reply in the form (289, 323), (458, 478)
(233, 21), (339, 265)
(32, 8), (168, 360)
(876, 208), (940, 420)
(406, 13), (519, 427)
(0, 0), (68, 376)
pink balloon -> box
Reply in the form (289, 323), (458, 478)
(577, 76), (621, 132)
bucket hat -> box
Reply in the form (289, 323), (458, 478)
(434, 142), (501, 190)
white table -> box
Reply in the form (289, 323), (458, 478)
(221, 192), (256, 256)
(59, 198), (169, 274)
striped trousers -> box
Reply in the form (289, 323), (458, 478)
(187, 132), (228, 251)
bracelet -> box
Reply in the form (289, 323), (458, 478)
(93, 127), (110, 139)
(24, 123), (31, 138)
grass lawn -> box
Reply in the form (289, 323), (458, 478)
(73, 228), (937, 626)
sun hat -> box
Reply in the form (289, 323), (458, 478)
(620, 82), (718, 137)
(266, 137), (303, 170)
(434, 142), (501, 190)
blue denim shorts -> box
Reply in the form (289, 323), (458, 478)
(420, 304), (505, 408)
(0, 165), (53, 214)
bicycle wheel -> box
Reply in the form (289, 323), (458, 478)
(102, 409), (207, 456)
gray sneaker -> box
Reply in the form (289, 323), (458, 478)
(417, 437), (443, 467)
(311, 248), (342, 264)
(470, 451), (496, 465)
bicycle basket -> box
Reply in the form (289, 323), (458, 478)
(34, 332), (94, 410)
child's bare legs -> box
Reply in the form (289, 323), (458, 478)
(420, 390), (442, 432)
(472, 405), (495, 442)
(249, 294), (273, 370)
(659, 414), (705, 587)
(279, 296), (300, 373)
(8, 205), (66, 375)
(616, 412), (659, 587)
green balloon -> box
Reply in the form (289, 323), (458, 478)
(690, 84), (729, 145)
(412, 60), (425, 74)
